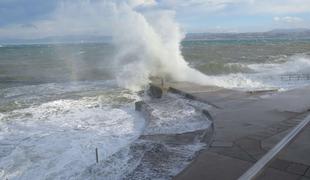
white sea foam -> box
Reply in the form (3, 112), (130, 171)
(0, 97), (145, 180)
(79, 141), (206, 180)
(44, 1), (282, 91)
(38, 0), (205, 91)
(77, 93), (211, 179)
(144, 93), (212, 135)
(0, 84), (212, 179)
(249, 55), (310, 75)
(110, 4), (310, 91)
(193, 55), (310, 91)
(104, 2), (209, 91)
(0, 81), (112, 99)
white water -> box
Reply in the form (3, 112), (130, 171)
(77, 93), (211, 179)
(144, 93), (212, 135)
(248, 55), (310, 74)
(42, 0), (209, 91)
(107, 2), (310, 91)
(1, 1), (310, 179)
(0, 81), (212, 179)
(0, 1), (212, 179)
(196, 55), (310, 91)
(0, 92), (145, 180)
(44, 0), (310, 92)
(106, 1), (209, 91)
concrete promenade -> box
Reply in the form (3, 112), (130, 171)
(161, 82), (310, 180)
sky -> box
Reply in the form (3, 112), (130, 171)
(0, 0), (310, 40)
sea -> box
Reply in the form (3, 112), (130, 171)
(1, 39), (310, 179)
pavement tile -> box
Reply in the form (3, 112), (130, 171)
(270, 158), (291, 171)
(174, 152), (252, 180)
(171, 83), (310, 180)
(254, 130), (277, 138)
(295, 113), (309, 119)
(267, 125), (291, 135)
(252, 151), (268, 161)
(211, 141), (234, 147)
(209, 145), (255, 162)
(299, 176), (310, 180)
(274, 123), (292, 131)
(257, 168), (300, 180)
(282, 120), (300, 127)
(235, 138), (265, 157)
(286, 163), (309, 175)
(305, 168), (310, 177)
(248, 134), (269, 141)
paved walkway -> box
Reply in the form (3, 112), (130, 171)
(160, 82), (310, 180)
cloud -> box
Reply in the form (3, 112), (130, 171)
(0, 1), (116, 39)
(0, 0), (58, 26)
(272, 16), (307, 29)
(0, 0), (310, 39)
(128, 0), (157, 7)
(157, 0), (310, 14)
(158, 0), (247, 12)
(249, 0), (310, 14)
(0, 0), (161, 40)
(273, 16), (304, 24)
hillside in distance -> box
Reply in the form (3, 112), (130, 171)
(1, 28), (310, 44)
(185, 28), (310, 41)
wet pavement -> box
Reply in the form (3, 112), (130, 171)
(157, 81), (310, 180)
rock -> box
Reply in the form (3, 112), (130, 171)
(135, 101), (144, 111)
(147, 84), (163, 98)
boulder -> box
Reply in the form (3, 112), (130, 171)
(147, 84), (163, 98)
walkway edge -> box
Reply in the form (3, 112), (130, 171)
(238, 114), (310, 180)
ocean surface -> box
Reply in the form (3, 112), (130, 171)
(183, 39), (310, 89)
(1, 39), (310, 179)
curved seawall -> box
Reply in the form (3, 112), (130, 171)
(78, 83), (214, 180)
(132, 87), (214, 179)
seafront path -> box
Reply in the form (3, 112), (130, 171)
(155, 81), (310, 180)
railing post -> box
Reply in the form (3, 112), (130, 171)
(95, 148), (99, 163)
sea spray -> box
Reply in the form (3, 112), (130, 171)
(109, 2), (310, 90)
(110, 2), (209, 90)
(204, 55), (310, 90)
(36, 0), (210, 90)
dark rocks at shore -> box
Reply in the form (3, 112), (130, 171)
(129, 94), (214, 179)
(147, 84), (163, 98)
(80, 90), (215, 179)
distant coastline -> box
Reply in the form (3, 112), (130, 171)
(1, 28), (310, 45)
(185, 28), (310, 41)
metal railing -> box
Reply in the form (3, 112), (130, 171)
(238, 115), (310, 180)
(280, 73), (310, 81)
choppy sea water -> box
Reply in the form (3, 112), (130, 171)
(0, 81), (146, 179)
(1, 39), (310, 179)
(182, 39), (310, 90)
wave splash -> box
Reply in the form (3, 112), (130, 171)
(205, 55), (310, 90)
(110, 2), (310, 91)
(110, 2), (208, 90)
(0, 95), (144, 180)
